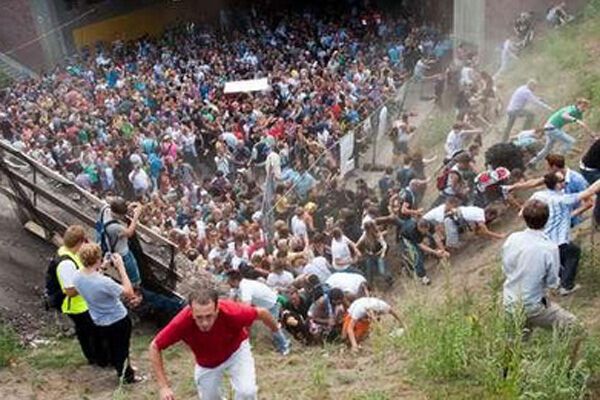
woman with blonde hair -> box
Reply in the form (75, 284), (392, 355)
(73, 243), (142, 384)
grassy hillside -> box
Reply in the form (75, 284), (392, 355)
(3, 2), (600, 399)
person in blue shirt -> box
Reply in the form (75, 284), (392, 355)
(148, 152), (163, 193)
(293, 164), (317, 201)
(545, 154), (590, 226)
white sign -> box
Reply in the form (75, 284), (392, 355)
(224, 78), (270, 94)
(339, 131), (355, 176)
(377, 105), (388, 138)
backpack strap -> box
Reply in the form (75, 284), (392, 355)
(103, 220), (120, 253)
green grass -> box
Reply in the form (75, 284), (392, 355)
(0, 324), (22, 368)
(414, 111), (456, 152)
(383, 257), (599, 400)
(25, 336), (87, 369)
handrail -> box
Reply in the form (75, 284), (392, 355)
(0, 140), (178, 249)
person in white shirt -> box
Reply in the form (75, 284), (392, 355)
(301, 256), (332, 284)
(266, 259), (294, 293)
(444, 123), (482, 161)
(493, 37), (519, 81)
(265, 147), (282, 180)
(444, 205), (506, 248)
(503, 80), (552, 141)
(342, 297), (402, 352)
(128, 165), (150, 200)
(290, 207), (309, 245)
(330, 228), (361, 273)
(326, 272), (369, 300)
(226, 270), (291, 354)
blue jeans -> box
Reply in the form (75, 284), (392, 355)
(529, 126), (576, 166)
(122, 251), (141, 286)
(400, 238), (426, 278)
(139, 288), (185, 314)
(363, 255), (388, 284)
(581, 168), (600, 225)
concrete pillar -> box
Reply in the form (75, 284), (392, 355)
(28, 0), (68, 70)
(453, 0), (485, 58)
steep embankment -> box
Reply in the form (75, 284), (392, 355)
(3, 3), (600, 400)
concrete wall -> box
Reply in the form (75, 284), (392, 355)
(0, 0), (46, 71)
(484, 0), (589, 48)
(454, 0), (590, 63)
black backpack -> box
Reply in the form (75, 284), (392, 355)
(44, 254), (76, 311)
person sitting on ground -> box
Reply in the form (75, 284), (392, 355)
(547, 2), (573, 27)
(342, 296), (403, 353)
(73, 244), (142, 384)
(502, 199), (580, 339)
(278, 287), (314, 345)
(226, 269), (291, 354)
(307, 287), (347, 343)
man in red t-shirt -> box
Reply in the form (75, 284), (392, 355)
(149, 283), (283, 400)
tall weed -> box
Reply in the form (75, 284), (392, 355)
(392, 269), (596, 399)
(0, 324), (22, 368)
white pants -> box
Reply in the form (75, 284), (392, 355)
(194, 340), (257, 400)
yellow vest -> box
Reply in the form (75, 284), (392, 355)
(56, 246), (88, 314)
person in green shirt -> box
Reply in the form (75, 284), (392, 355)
(529, 98), (595, 168)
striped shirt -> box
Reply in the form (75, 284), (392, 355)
(529, 190), (579, 245)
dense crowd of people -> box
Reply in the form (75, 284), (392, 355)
(3, 1), (600, 398)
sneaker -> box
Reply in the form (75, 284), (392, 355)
(558, 284), (581, 296)
(280, 340), (291, 356)
(123, 374), (147, 385)
(421, 276), (431, 286)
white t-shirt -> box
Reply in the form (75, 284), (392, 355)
(265, 151), (281, 179)
(458, 206), (486, 223)
(129, 168), (150, 191)
(423, 204), (446, 223)
(266, 270), (294, 291)
(291, 215), (308, 238)
(303, 256), (332, 283)
(331, 235), (353, 271)
(326, 272), (366, 295)
(239, 278), (278, 309)
(57, 259), (78, 289)
(444, 130), (463, 158)
(348, 297), (391, 320)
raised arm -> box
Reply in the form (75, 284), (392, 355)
(577, 179), (600, 202)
